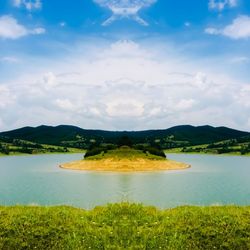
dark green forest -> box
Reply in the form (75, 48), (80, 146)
(0, 125), (250, 156)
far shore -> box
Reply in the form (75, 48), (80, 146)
(60, 158), (190, 172)
(1, 150), (249, 158)
(164, 150), (250, 157)
(0, 151), (85, 158)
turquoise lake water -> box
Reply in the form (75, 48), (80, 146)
(0, 153), (249, 208)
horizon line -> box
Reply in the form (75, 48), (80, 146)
(1, 124), (249, 134)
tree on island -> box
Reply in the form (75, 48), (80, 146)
(118, 136), (133, 147)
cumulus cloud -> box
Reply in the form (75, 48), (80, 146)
(42, 72), (58, 89)
(30, 27), (46, 35)
(55, 99), (76, 112)
(12, 0), (42, 11)
(205, 15), (250, 39)
(0, 15), (45, 39)
(176, 99), (196, 111)
(222, 16), (250, 39)
(107, 100), (144, 117)
(1, 39), (248, 131)
(0, 86), (15, 109)
(208, 0), (237, 11)
(93, 0), (157, 26)
(0, 56), (20, 64)
(230, 56), (250, 64)
(235, 85), (250, 107)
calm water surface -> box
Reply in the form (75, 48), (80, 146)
(0, 153), (249, 208)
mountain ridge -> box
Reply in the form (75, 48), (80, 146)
(0, 124), (249, 149)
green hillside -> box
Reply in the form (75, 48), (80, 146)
(0, 125), (249, 151)
(0, 136), (84, 156)
(165, 136), (250, 155)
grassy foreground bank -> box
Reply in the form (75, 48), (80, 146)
(0, 203), (249, 249)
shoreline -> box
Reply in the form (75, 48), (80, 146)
(60, 158), (191, 173)
(165, 150), (250, 157)
(0, 151), (85, 158)
(1, 150), (249, 158)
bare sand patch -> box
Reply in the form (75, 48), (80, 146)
(60, 158), (190, 172)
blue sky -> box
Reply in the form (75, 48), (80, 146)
(0, 0), (250, 131)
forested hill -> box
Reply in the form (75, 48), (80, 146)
(0, 125), (249, 149)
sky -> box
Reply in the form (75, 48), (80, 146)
(0, 0), (250, 131)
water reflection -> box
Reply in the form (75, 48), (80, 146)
(0, 153), (250, 208)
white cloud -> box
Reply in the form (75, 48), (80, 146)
(222, 16), (250, 39)
(230, 56), (249, 64)
(42, 72), (58, 89)
(1, 39), (248, 131)
(176, 99), (196, 111)
(55, 99), (75, 112)
(0, 15), (45, 39)
(205, 27), (220, 35)
(100, 40), (151, 58)
(0, 15), (27, 39)
(31, 27), (46, 35)
(235, 85), (250, 107)
(13, 0), (42, 11)
(205, 15), (250, 39)
(193, 72), (209, 89)
(0, 56), (20, 63)
(60, 22), (66, 27)
(209, 0), (237, 11)
(0, 86), (15, 109)
(107, 100), (144, 117)
(93, 0), (157, 26)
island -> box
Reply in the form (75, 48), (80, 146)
(60, 146), (190, 172)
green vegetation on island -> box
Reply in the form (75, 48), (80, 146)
(61, 138), (189, 172)
(85, 147), (166, 161)
(84, 135), (166, 160)
(61, 147), (189, 172)
(0, 203), (249, 249)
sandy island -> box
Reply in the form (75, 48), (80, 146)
(60, 158), (190, 172)
(60, 147), (190, 172)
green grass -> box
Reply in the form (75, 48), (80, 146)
(0, 150), (85, 157)
(0, 137), (86, 157)
(0, 203), (249, 249)
(86, 147), (164, 161)
(0, 144), (85, 157)
(165, 149), (250, 156)
(165, 145), (250, 156)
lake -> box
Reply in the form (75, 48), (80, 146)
(0, 153), (249, 208)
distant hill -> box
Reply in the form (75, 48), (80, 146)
(0, 125), (249, 149)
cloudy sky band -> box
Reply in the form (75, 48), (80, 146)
(0, 0), (250, 131)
